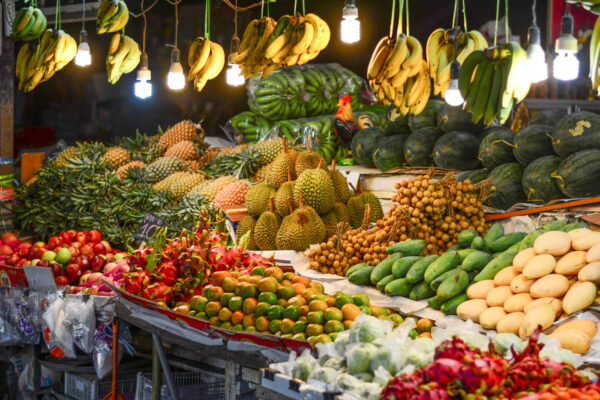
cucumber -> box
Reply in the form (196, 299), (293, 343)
(437, 270), (469, 301)
(541, 220), (567, 231)
(517, 229), (544, 251)
(424, 251), (460, 284)
(505, 242), (522, 254)
(440, 294), (470, 315)
(391, 256), (422, 278)
(447, 244), (460, 252)
(473, 251), (516, 282)
(409, 281), (436, 301)
(405, 255), (439, 284)
(428, 295), (445, 310)
(386, 239), (427, 256)
(348, 266), (374, 285)
(470, 236), (487, 251)
(430, 268), (459, 291)
(484, 223), (504, 246)
(460, 250), (492, 272)
(370, 254), (401, 284)
(488, 232), (527, 252)
(457, 248), (478, 263)
(385, 278), (413, 297)
(346, 263), (370, 277)
(457, 229), (478, 248)
(376, 274), (396, 292)
(559, 222), (589, 232)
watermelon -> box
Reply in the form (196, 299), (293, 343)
(351, 127), (386, 167)
(512, 125), (556, 165)
(372, 135), (408, 171)
(456, 169), (488, 184)
(383, 119), (411, 136)
(487, 163), (526, 210)
(432, 131), (481, 170)
(549, 111), (600, 158)
(408, 99), (444, 132)
(528, 109), (567, 126)
(436, 104), (484, 135)
(553, 149), (600, 198)
(522, 156), (564, 203)
(478, 127), (516, 170)
(403, 127), (441, 166)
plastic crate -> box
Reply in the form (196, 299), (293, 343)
(64, 372), (137, 400)
(135, 372), (225, 400)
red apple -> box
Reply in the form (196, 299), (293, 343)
(33, 241), (45, 248)
(49, 263), (62, 277)
(75, 255), (91, 271)
(72, 242), (81, 249)
(18, 242), (31, 250)
(55, 276), (69, 286)
(66, 230), (77, 240)
(0, 245), (13, 256)
(1, 232), (17, 243)
(65, 264), (81, 283)
(91, 255), (105, 272)
(59, 232), (72, 244)
(47, 236), (63, 249)
(5, 254), (20, 266)
(17, 247), (29, 258)
(69, 286), (82, 294)
(36, 260), (50, 268)
(75, 232), (88, 244)
(92, 243), (106, 255)
(68, 246), (79, 257)
(80, 244), (94, 256)
(18, 259), (29, 267)
(89, 230), (102, 243)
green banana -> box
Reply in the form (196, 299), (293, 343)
(458, 50), (484, 98)
(470, 60), (496, 124)
(464, 57), (489, 112)
(483, 62), (502, 126)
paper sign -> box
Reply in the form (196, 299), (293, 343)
(23, 266), (56, 290)
(135, 213), (166, 241)
(344, 171), (361, 190)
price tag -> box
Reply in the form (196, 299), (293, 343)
(135, 213), (166, 242)
(345, 171), (361, 191)
(23, 266), (56, 291)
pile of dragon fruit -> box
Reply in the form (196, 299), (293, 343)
(380, 332), (596, 400)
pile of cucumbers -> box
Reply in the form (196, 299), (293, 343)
(345, 219), (588, 315)
(246, 63), (363, 122)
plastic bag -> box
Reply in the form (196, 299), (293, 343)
(42, 293), (76, 358)
(0, 288), (20, 346)
(8, 288), (41, 344)
(92, 321), (131, 379)
(63, 296), (96, 354)
(225, 111), (274, 143)
(247, 63), (364, 121)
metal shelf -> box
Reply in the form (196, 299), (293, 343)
(524, 98), (600, 112)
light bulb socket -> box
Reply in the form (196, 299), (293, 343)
(228, 52), (237, 66)
(137, 53), (151, 80)
(560, 8), (574, 37)
(555, 34), (578, 53)
(79, 29), (88, 44)
(450, 60), (461, 80)
(342, 0), (358, 18)
(527, 25), (541, 48)
(230, 35), (240, 54)
(140, 52), (149, 70)
(170, 48), (181, 65)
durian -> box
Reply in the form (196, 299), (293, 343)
(245, 182), (276, 217)
(293, 160), (335, 214)
(254, 198), (280, 250)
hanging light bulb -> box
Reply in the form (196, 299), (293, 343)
(525, 25), (547, 83)
(445, 60), (464, 106)
(341, 0), (360, 44)
(167, 48), (185, 90)
(553, 5), (579, 81)
(134, 53), (152, 99)
(226, 58), (245, 86)
(75, 0), (91, 67)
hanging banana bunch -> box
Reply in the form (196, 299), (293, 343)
(97, 0), (129, 34)
(589, 16), (600, 93)
(106, 33), (141, 84)
(187, 37), (225, 92)
(235, 12), (330, 79)
(11, 6), (47, 41)
(426, 28), (487, 96)
(16, 29), (77, 92)
(367, 0), (429, 115)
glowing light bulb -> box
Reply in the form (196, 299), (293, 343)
(167, 49), (185, 90)
(341, 0), (360, 44)
(75, 31), (91, 67)
(553, 6), (579, 81)
(444, 61), (464, 106)
(525, 26), (547, 83)
(134, 54), (152, 99)
(226, 54), (245, 86)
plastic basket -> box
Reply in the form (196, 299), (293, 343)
(135, 372), (225, 400)
(64, 372), (137, 400)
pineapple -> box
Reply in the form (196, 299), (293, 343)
(54, 146), (80, 167)
(254, 137), (285, 166)
(104, 147), (131, 169)
(219, 143), (250, 156)
(170, 173), (205, 199)
(186, 160), (202, 171)
(153, 172), (188, 192)
(185, 180), (213, 200)
(208, 147), (262, 180)
(165, 140), (198, 161)
(146, 156), (184, 182)
(213, 180), (250, 208)
(158, 120), (197, 152)
(255, 165), (269, 183)
(202, 176), (237, 201)
(116, 161), (145, 178)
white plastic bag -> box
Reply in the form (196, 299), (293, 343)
(63, 296), (96, 354)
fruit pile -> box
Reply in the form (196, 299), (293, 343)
(229, 111), (273, 142)
(187, 37), (225, 92)
(106, 33), (141, 84)
(96, 0), (129, 34)
(237, 140), (381, 252)
(460, 226), (600, 354)
(11, 6), (47, 41)
(235, 13), (330, 78)
(185, 266), (402, 344)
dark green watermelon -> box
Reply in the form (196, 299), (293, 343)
(487, 163), (526, 210)
(432, 131), (481, 170)
(383, 119), (411, 136)
(478, 127), (516, 170)
(351, 127), (386, 167)
(436, 104), (484, 135)
(522, 156), (563, 203)
(549, 112), (600, 158)
(553, 149), (600, 198)
(403, 127), (441, 167)
(528, 109), (567, 127)
(456, 169), (488, 184)
(513, 125), (556, 165)
(372, 135), (408, 171)
(408, 99), (444, 132)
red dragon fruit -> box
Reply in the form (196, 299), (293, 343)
(423, 358), (462, 386)
(121, 270), (150, 295)
(141, 283), (173, 303)
(154, 260), (179, 286)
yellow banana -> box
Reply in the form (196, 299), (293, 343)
(306, 13), (329, 52)
(457, 36), (475, 64)
(381, 34), (408, 80)
(436, 42), (454, 83)
(402, 36), (423, 70)
(109, 33), (121, 55)
(272, 29), (296, 63)
(426, 28), (445, 79)
(367, 39), (392, 80)
(110, 35), (131, 65)
(390, 66), (411, 87)
(265, 28), (291, 59)
(239, 20), (259, 54)
(194, 76), (208, 92)
(188, 38), (211, 80)
(198, 41), (225, 81)
(291, 21), (314, 55)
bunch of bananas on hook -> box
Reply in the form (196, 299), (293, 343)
(11, 6), (47, 41)
(97, 0), (129, 34)
(106, 33), (141, 84)
(187, 37), (225, 92)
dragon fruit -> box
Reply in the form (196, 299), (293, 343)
(141, 283), (173, 303)
(121, 270), (150, 295)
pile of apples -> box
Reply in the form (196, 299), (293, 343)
(0, 230), (129, 294)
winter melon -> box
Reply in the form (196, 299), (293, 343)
(487, 163), (526, 210)
(403, 127), (441, 167)
(478, 127), (516, 170)
(522, 155), (563, 203)
(433, 131), (481, 170)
